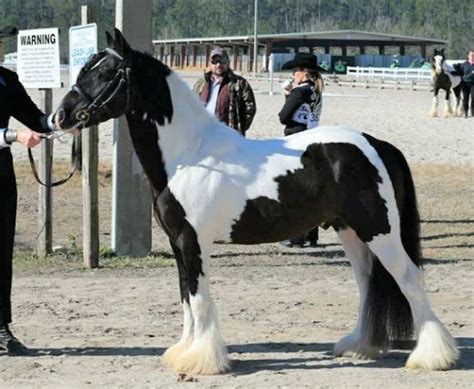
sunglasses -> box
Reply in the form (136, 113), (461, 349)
(210, 57), (229, 65)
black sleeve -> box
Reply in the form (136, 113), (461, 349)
(278, 88), (305, 125)
(9, 71), (49, 133)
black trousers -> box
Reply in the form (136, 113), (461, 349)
(0, 149), (17, 325)
(461, 83), (474, 115)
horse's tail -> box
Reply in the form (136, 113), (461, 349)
(363, 140), (422, 350)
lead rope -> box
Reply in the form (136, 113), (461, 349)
(27, 134), (78, 188)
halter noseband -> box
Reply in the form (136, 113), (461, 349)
(72, 48), (132, 124)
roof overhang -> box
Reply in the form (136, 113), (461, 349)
(152, 30), (448, 46)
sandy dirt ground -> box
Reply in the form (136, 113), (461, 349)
(1, 72), (473, 388)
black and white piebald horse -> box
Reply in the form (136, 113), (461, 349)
(54, 29), (459, 375)
(430, 48), (462, 117)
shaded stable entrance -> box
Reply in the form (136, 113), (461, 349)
(152, 30), (447, 72)
(0, 26), (18, 61)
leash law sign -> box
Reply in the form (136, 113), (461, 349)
(17, 28), (61, 89)
(69, 23), (97, 88)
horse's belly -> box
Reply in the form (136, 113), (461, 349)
(228, 196), (326, 244)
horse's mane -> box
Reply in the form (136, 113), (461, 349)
(129, 50), (173, 126)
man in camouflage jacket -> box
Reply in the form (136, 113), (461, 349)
(193, 47), (256, 136)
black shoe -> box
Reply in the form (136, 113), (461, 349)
(291, 237), (306, 248)
(0, 325), (29, 356)
(308, 240), (318, 247)
(279, 240), (294, 248)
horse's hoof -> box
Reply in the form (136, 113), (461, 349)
(334, 334), (382, 360)
(162, 340), (193, 369)
(171, 333), (230, 376)
(405, 321), (459, 371)
(174, 345), (230, 375)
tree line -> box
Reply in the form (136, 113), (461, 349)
(1, 0), (472, 60)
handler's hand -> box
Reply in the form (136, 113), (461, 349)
(17, 129), (42, 148)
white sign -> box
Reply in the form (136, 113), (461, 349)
(69, 23), (98, 87)
(17, 28), (61, 89)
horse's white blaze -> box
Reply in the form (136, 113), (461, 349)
(433, 55), (444, 74)
(90, 55), (108, 71)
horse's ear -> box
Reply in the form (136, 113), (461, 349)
(113, 28), (131, 56)
(106, 31), (114, 48)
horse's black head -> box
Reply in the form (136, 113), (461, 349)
(55, 29), (133, 130)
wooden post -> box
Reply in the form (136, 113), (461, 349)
(181, 45), (186, 68)
(81, 5), (99, 268)
(113, 0), (152, 257)
(37, 89), (53, 256)
(264, 41), (273, 72)
(232, 45), (238, 71)
(0, 39), (4, 62)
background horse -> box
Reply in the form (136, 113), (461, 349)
(53, 29), (459, 375)
(430, 48), (462, 117)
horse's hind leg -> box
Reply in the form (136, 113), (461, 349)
(454, 88), (463, 116)
(162, 240), (195, 368)
(368, 236), (459, 370)
(334, 227), (378, 358)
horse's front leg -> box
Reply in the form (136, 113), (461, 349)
(162, 239), (195, 368)
(429, 89), (439, 117)
(443, 89), (454, 117)
(168, 236), (229, 375)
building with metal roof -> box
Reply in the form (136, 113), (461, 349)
(153, 30), (448, 72)
(0, 26), (18, 62)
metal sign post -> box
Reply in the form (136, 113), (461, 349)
(17, 27), (61, 256)
(70, 10), (99, 268)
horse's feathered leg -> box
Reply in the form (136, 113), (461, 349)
(367, 237), (459, 370)
(172, 241), (229, 375)
(429, 91), (439, 117)
(443, 89), (454, 118)
(362, 148), (458, 370)
(453, 85), (464, 116)
(334, 228), (377, 358)
(162, 240), (195, 368)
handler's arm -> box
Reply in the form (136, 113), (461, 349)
(278, 88), (304, 125)
(9, 71), (52, 133)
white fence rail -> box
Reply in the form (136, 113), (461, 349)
(346, 66), (432, 82)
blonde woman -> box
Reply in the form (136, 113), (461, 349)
(278, 53), (325, 247)
(278, 52), (325, 136)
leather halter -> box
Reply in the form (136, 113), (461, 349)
(71, 48), (132, 124)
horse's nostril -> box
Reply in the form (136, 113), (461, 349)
(56, 108), (65, 124)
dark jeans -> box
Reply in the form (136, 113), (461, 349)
(461, 83), (474, 116)
(0, 149), (17, 325)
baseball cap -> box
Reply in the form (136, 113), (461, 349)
(210, 47), (229, 59)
